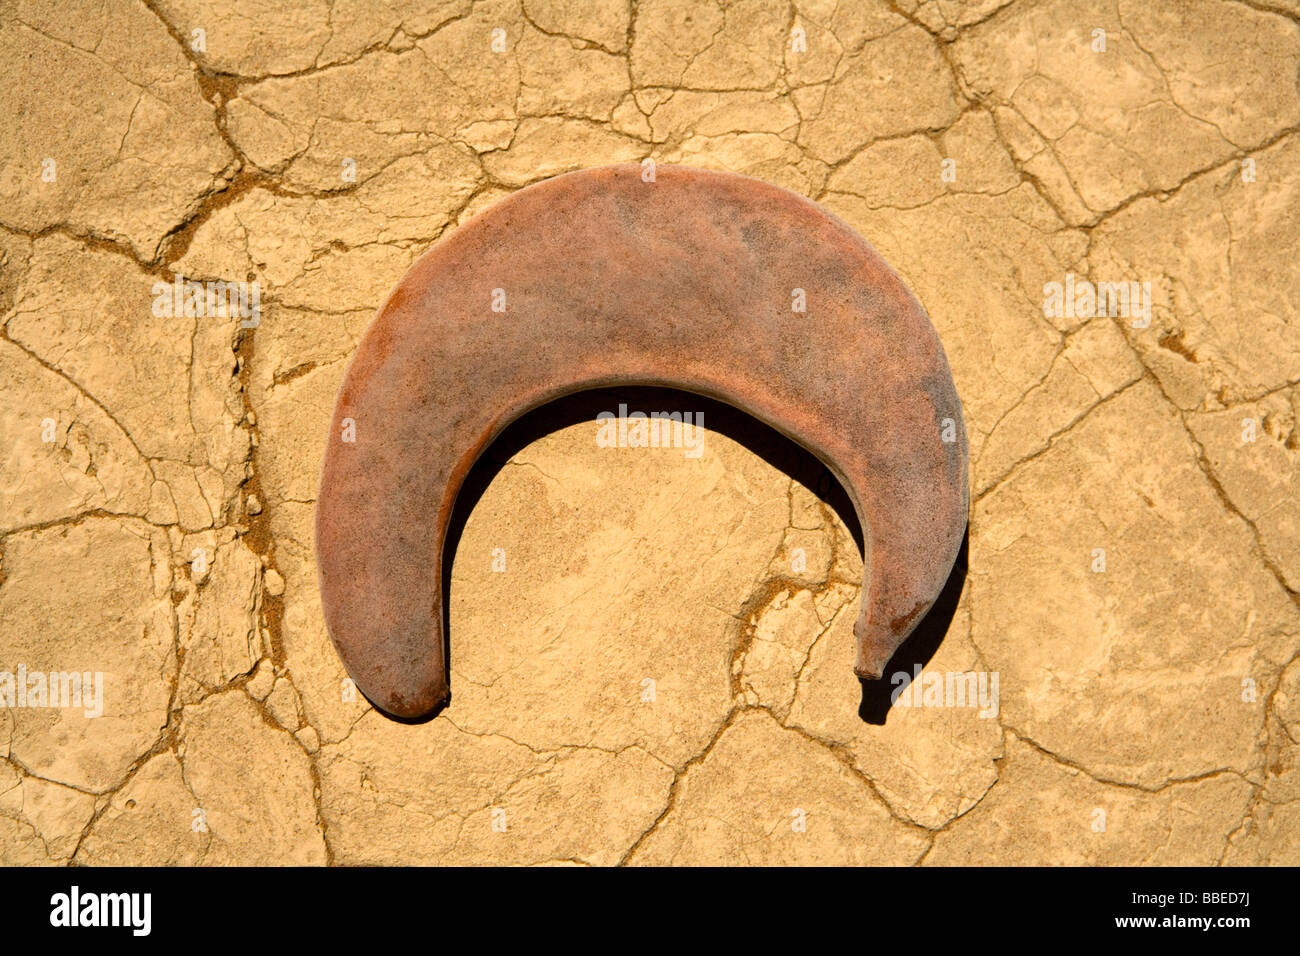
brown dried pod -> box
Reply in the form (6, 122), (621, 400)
(316, 164), (968, 718)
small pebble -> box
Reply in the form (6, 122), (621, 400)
(264, 568), (285, 596)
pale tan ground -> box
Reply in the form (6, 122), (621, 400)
(0, 0), (1298, 866)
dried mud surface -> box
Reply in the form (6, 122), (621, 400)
(1, 0), (1298, 865)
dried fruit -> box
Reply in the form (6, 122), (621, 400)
(316, 165), (968, 718)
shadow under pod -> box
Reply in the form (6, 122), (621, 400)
(430, 385), (965, 726)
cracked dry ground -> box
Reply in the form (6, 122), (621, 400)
(1, 0), (1299, 867)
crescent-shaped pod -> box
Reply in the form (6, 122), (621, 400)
(315, 164), (969, 719)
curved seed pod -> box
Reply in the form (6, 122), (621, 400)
(316, 164), (969, 718)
